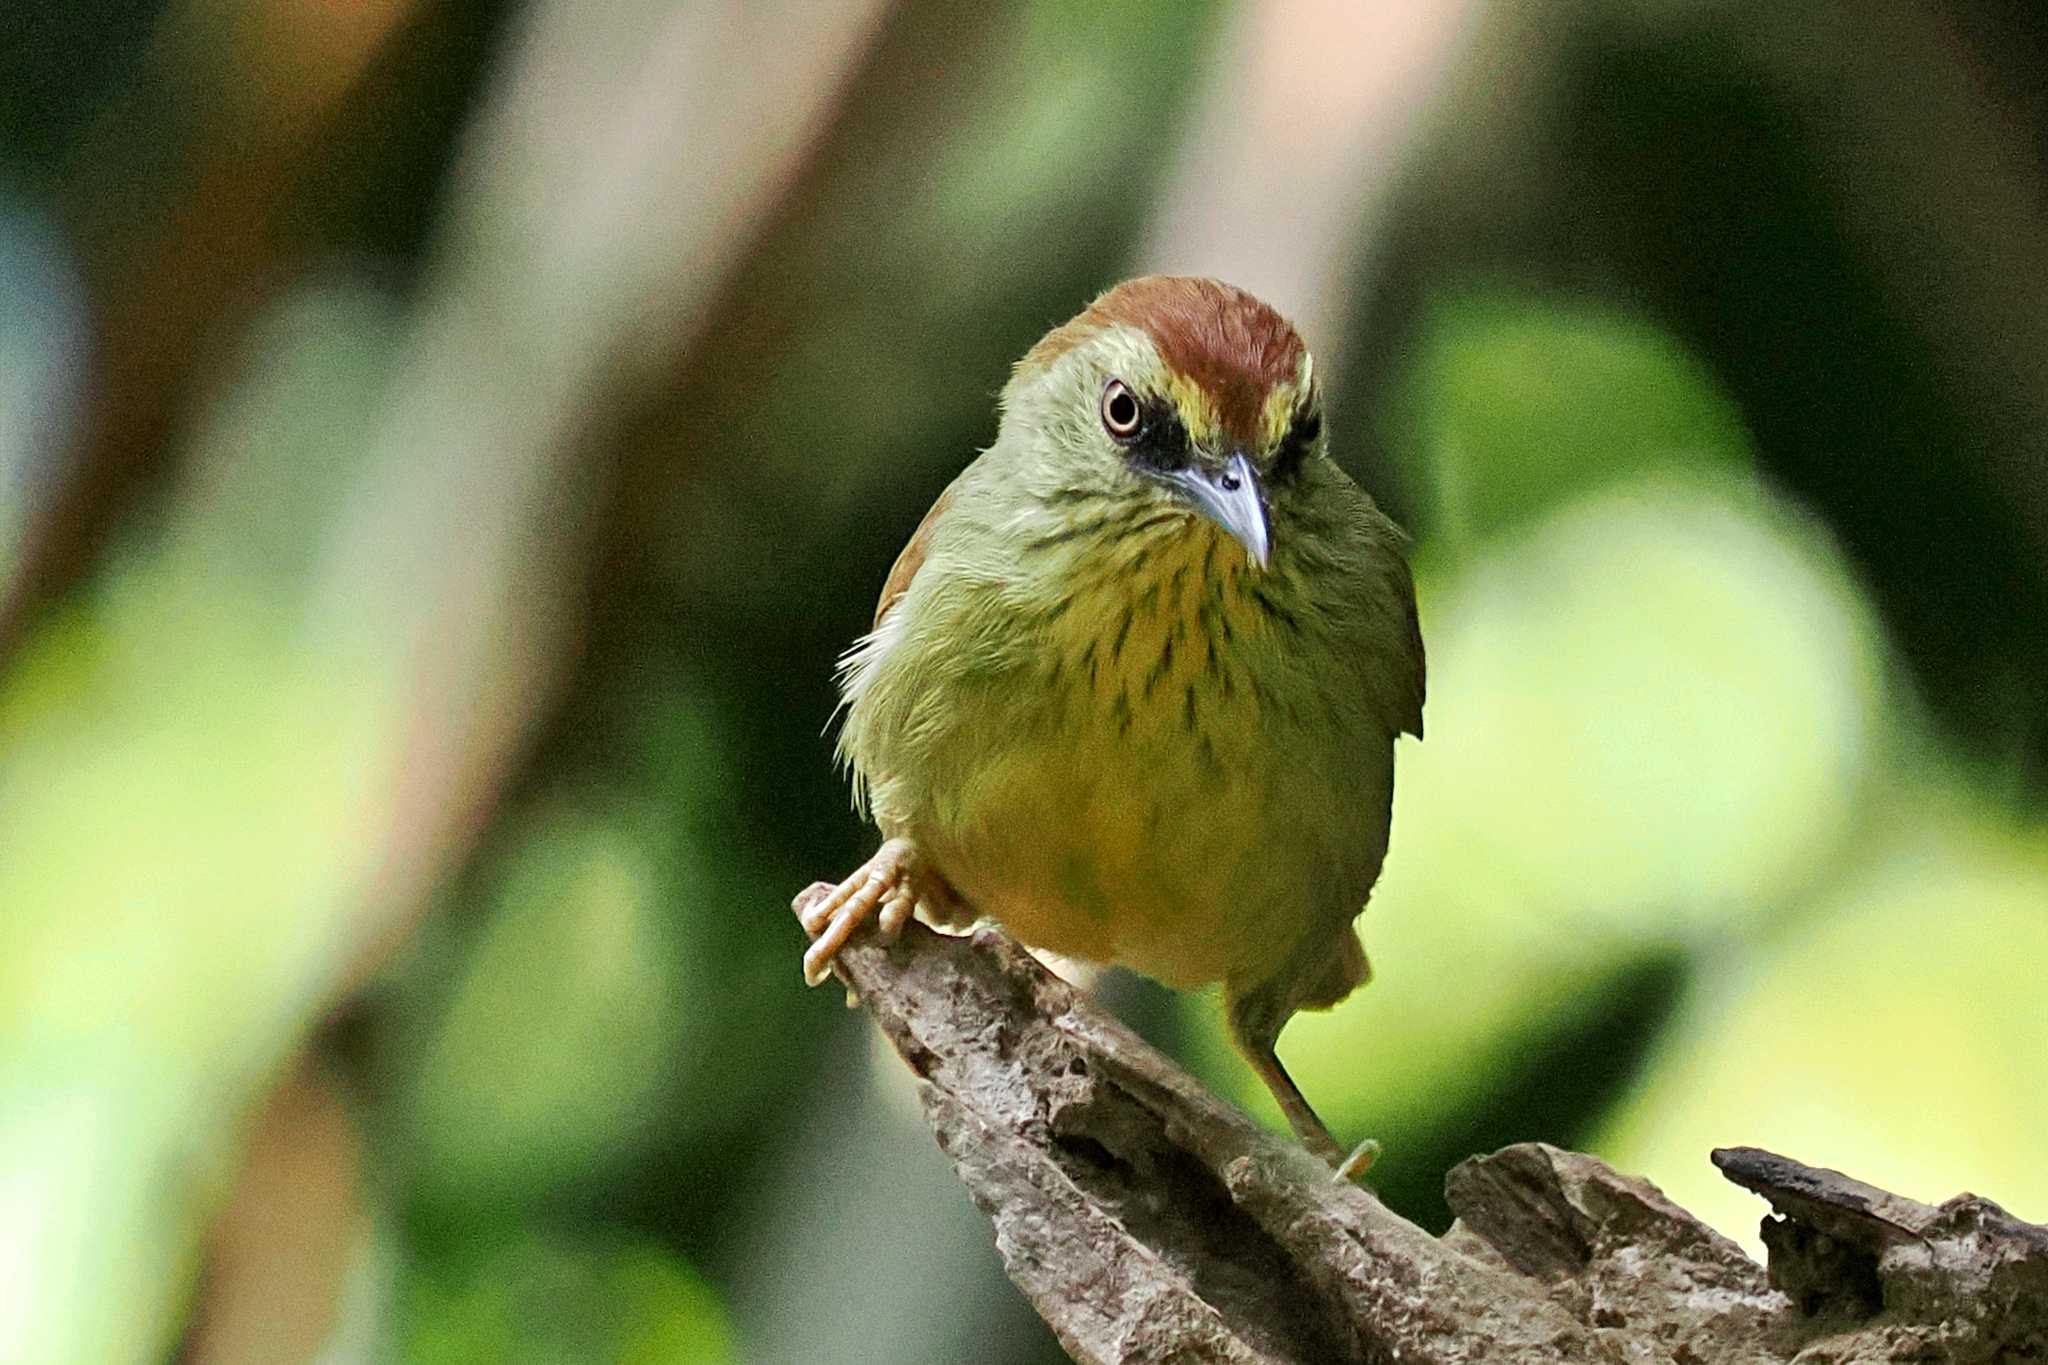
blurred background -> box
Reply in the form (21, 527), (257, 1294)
(4, 0), (2047, 1360)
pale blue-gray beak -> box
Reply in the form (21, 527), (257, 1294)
(1165, 451), (1270, 569)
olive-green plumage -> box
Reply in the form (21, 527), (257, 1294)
(811, 277), (1423, 1169)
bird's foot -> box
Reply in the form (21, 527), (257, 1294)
(797, 837), (957, 987)
(1333, 1137), (1381, 1184)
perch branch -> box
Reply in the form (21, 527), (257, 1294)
(793, 889), (2048, 1364)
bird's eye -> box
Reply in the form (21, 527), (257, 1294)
(1101, 380), (1143, 439)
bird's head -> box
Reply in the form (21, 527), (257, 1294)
(999, 276), (1325, 572)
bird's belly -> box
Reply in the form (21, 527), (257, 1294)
(916, 716), (1387, 990)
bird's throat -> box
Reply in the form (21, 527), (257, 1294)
(1033, 518), (1291, 748)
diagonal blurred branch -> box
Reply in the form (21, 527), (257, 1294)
(322, 0), (903, 982)
(793, 888), (2048, 1365)
(1138, 0), (1479, 375)
(0, 0), (421, 658)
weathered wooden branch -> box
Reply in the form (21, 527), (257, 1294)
(793, 887), (2048, 1364)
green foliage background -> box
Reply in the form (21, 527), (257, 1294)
(3, 2), (2047, 1361)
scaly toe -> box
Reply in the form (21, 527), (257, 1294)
(802, 937), (839, 988)
(800, 864), (876, 935)
(802, 874), (894, 985)
(803, 905), (863, 984)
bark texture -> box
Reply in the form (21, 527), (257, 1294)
(793, 889), (2048, 1364)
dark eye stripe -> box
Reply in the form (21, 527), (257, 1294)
(1124, 395), (1191, 473)
(1272, 406), (1321, 480)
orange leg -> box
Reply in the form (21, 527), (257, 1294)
(796, 837), (961, 986)
(1227, 984), (1380, 1182)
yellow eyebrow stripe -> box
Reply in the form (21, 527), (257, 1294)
(1165, 374), (1313, 455)
(1260, 384), (1300, 449)
(1164, 372), (1221, 449)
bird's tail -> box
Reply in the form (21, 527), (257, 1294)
(1295, 927), (1370, 1012)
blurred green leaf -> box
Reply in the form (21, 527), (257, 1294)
(398, 805), (686, 1210)
(1398, 291), (1750, 550)
(404, 1233), (734, 1365)
(389, 681), (808, 1222)
(0, 590), (388, 1363)
(1402, 476), (1881, 929)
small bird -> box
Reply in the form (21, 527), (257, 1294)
(801, 277), (1424, 1175)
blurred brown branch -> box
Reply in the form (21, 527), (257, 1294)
(792, 888), (2048, 1365)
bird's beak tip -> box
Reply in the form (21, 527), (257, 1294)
(1237, 510), (1272, 572)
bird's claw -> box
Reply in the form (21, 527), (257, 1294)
(800, 838), (923, 987)
(1332, 1137), (1382, 1184)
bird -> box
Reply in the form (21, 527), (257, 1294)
(799, 276), (1424, 1176)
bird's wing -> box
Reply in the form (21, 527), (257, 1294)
(1395, 553), (1426, 740)
(873, 481), (958, 628)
